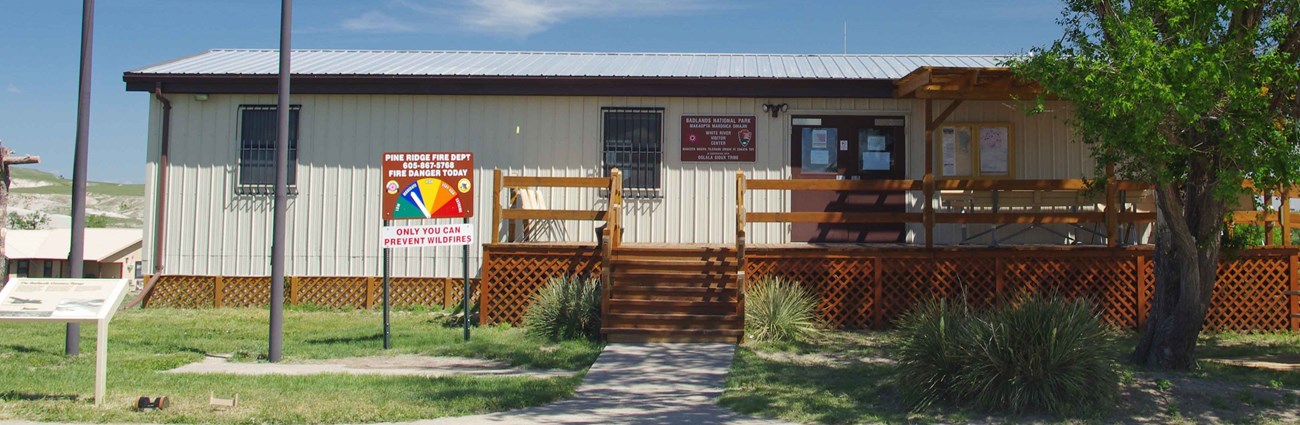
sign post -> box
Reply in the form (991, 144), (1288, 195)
(380, 152), (475, 345)
(0, 278), (130, 406)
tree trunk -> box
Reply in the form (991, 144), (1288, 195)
(1132, 178), (1224, 369)
(1, 147), (9, 285)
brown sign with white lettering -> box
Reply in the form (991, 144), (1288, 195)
(681, 115), (757, 162)
(382, 152), (474, 220)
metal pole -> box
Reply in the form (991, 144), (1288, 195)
(268, 0), (292, 363)
(67, 0), (96, 356)
(463, 217), (471, 341)
(382, 221), (391, 349)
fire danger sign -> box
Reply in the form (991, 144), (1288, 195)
(382, 152), (474, 220)
(681, 115), (757, 162)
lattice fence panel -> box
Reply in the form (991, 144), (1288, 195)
(876, 257), (997, 326)
(146, 276), (214, 308)
(1007, 255), (1139, 327)
(748, 256), (875, 328)
(221, 277), (270, 307)
(296, 277), (367, 308)
(1205, 254), (1291, 332)
(389, 278), (479, 308)
(481, 245), (601, 324)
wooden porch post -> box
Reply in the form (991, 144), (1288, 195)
(1105, 164), (1118, 247)
(213, 276), (225, 308)
(610, 168), (623, 247)
(923, 99), (963, 249)
(923, 99), (935, 249)
(1136, 254), (1150, 329)
(491, 168), (503, 243)
(1290, 253), (1299, 332)
(1281, 189), (1291, 247)
(1265, 192), (1275, 246)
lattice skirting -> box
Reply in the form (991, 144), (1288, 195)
(144, 246), (1298, 333)
(480, 243), (602, 325)
(746, 247), (1299, 332)
(143, 276), (478, 310)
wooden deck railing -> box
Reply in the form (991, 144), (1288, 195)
(740, 174), (1157, 247)
(1229, 185), (1299, 247)
(489, 168), (623, 322)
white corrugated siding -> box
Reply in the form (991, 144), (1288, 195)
(140, 95), (1093, 278)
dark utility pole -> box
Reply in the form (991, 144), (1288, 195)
(67, 0), (96, 356)
(268, 0), (292, 363)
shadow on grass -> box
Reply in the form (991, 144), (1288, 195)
(306, 333), (384, 345)
(0, 344), (52, 354)
(0, 391), (80, 401)
(720, 332), (911, 424)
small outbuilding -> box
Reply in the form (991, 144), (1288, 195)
(4, 228), (143, 281)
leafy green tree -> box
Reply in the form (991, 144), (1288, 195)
(1012, 1), (1300, 369)
(7, 211), (49, 230)
(86, 214), (110, 228)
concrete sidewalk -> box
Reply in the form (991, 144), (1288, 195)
(390, 343), (791, 425)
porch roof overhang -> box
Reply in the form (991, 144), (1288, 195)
(893, 66), (1049, 100)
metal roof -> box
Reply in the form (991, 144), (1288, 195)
(129, 49), (1008, 80)
(4, 228), (142, 262)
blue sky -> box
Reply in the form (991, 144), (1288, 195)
(0, 0), (1065, 183)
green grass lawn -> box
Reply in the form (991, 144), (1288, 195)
(0, 307), (603, 424)
(722, 330), (1300, 424)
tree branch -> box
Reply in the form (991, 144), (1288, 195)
(3, 155), (39, 165)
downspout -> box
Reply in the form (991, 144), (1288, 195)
(131, 83), (171, 308)
(151, 83), (170, 276)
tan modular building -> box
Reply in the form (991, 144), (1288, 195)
(123, 50), (1124, 280)
(4, 228), (143, 281)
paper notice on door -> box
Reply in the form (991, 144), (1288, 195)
(941, 128), (958, 176)
(810, 150), (830, 165)
(862, 152), (891, 170)
(979, 126), (1010, 175)
(811, 129), (829, 149)
(867, 135), (887, 151)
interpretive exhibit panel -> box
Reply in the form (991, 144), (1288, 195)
(0, 278), (130, 322)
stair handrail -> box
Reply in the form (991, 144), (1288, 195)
(735, 170), (747, 324)
(599, 168), (621, 338)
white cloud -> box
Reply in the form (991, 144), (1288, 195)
(342, 0), (722, 38)
(342, 11), (418, 33)
(5, 83), (19, 94)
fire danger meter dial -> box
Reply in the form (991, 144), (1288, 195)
(382, 152), (475, 220)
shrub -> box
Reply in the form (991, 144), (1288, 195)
(524, 275), (601, 341)
(895, 294), (1119, 417)
(744, 277), (821, 343)
(893, 298), (970, 410)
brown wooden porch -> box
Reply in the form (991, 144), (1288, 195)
(481, 169), (1300, 340)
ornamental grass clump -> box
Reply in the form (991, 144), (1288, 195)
(895, 294), (1119, 417)
(893, 298), (970, 410)
(744, 277), (822, 343)
(524, 275), (601, 341)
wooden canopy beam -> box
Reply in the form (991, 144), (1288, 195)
(895, 66), (1047, 101)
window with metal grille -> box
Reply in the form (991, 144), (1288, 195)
(238, 105), (300, 193)
(602, 107), (663, 195)
(42, 260), (52, 278)
(15, 260), (28, 277)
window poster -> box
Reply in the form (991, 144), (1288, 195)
(940, 126), (973, 177)
(862, 152), (891, 170)
(979, 126), (1010, 175)
(801, 127), (837, 173)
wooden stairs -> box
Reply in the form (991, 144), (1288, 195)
(602, 246), (744, 343)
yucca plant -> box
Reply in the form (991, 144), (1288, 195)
(523, 275), (601, 341)
(953, 295), (1118, 416)
(744, 277), (822, 343)
(893, 298), (971, 411)
(894, 294), (1119, 417)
